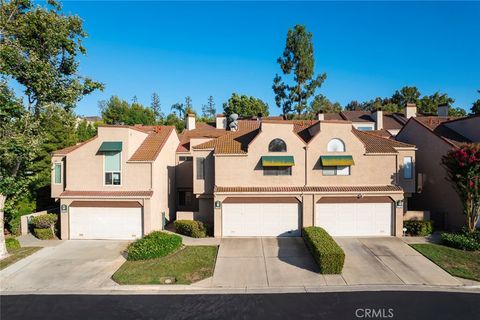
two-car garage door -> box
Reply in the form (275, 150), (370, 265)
(222, 198), (301, 237)
(69, 201), (143, 240)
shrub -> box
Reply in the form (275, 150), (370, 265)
(30, 214), (57, 229)
(441, 232), (480, 251)
(404, 220), (434, 236)
(5, 238), (21, 251)
(302, 227), (345, 274)
(34, 228), (55, 240)
(174, 220), (207, 238)
(126, 231), (182, 261)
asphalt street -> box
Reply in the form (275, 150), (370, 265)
(1, 291), (479, 320)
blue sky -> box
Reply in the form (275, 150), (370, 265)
(57, 1), (479, 116)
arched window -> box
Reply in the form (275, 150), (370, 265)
(327, 138), (345, 152)
(268, 138), (287, 152)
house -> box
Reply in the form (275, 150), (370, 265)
(51, 125), (179, 240)
(191, 117), (416, 238)
(396, 107), (479, 230)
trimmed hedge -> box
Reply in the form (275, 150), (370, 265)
(6, 238), (21, 251)
(174, 220), (207, 238)
(441, 232), (480, 251)
(404, 220), (433, 236)
(302, 227), (345, 274)
(126, 231), (182, 261)
(30, 214), (57, 229)
(34, 228), (55, 240)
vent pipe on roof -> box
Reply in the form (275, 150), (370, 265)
(404, 103), (417, 119)
(216, 114), (226, 129)
(437, 104), (449, 117)
(316, 111), (324, 121)
(372, 108), (383, 130)
(186, 113), (196, 130)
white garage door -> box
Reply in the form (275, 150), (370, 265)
(70, 205), (143, 240)
(316, 201), (392, 236)
(222, 199), (300, 237)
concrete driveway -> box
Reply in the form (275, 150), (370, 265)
(0, 240), (128, 291)
(212, 238), (331, 288)
(336, 237), (462, 286)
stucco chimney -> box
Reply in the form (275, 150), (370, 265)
(316, 111), (324, 121)
(216, 114), (226, 129)
(404, 103), (417, 119)
(186, 113), (196, 130)
(437, 104), (449, 117)
(372, 109), (383, 130)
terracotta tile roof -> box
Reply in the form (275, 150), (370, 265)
(60, 190), (153, 198)
(340, 111), (374, 122)
(52, 136), (98, 155)
(129, 126), (175, 161)
(382, 114), (404, 130)
(413, 117), (471, 147)
(324, 113), (344, 121)
(177, 122), (226, 152)
(352, 129), (415, 153)
(369, 129), (393, 138)
(215, 185), (403, 193)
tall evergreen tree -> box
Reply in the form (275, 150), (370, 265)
(185, 96), (194, 115)
(471, 90), (480, 115)
(202, 96), (216, 119)
(150, 92), (163, 121)
(273, 25), (326, 116)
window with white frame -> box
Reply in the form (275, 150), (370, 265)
(196, 157), (205, 180)
(322, 166), (350, 176)
(327, 138), (346, 152)
(54, 163), (62, 184)
(404, 156), (413, 179)
(105, 151), (121, 185)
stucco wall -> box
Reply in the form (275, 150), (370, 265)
(193, 150), (215, 194)
(444, 117), (480, 141)
(51, 155), (66, 198)
(397, 120), (463, 229)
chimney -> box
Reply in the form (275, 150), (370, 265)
(372, 109), (383, 130)
(186, 113), (196, 130)
(404, 103), (417, 119)
(316, 111), (324, 121)
(437, 104), (449, 117)
(216, 114), (226, 129)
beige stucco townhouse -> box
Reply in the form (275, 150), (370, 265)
(51, 125), (179, 240)
(396, 110), (480, 230)
(192, 117), (416, 238)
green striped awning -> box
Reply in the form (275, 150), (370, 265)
(98, 141), (123, 152)
(261, 156), (295, 167)
(320, 155), (354, 166)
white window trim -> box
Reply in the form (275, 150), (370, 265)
(54, 162), (62, 185)
(322, 166), (351, 176)
(327, 138), (346, 152)
(103, 151), (122, 187)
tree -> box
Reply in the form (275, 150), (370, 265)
(418, 92), (456, 115)
(0, 0), (103, 116)
(75, 119), (97, 142)
(150, 92), (163, 121)
(100, 96), (155, 125)
(442, 144), (480, 233)
(162, 113), (185, 132)
(391, 86), (421, 108)
(222, 93), (269, 118)
(273, 24), (326, 116)
(202, 96), (216, 120)
(345, 100), (363, 111)
(308, 94), (342, 114)
(171, 102), (186, 119)
(184, 96), (194, 115)
(470, 90), (480, 115)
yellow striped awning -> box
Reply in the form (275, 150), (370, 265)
(320, 155), (354, 166)
(261, 156), (295, 167)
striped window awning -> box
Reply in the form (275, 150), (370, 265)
(320, 155), (354, 166)
(98, 141), (123, 152)
(261, 156), (295, 167)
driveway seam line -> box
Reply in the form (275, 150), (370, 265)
(261, 238), (270, 287)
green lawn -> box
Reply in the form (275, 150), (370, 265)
(411, 243), (480, 281)
(0, 247), (42, 271)
(112, 246), (218, 285)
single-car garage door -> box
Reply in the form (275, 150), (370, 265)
(316, 197), (393, 236)
(69, 201), (143, 240)
(222, 197), (300, 237)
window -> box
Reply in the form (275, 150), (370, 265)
(179, 156), (193, 162)
(322, 166), (350, 176)
(268, 138), (287, 152)
(196, 157), (205, 179)
(104, 151), (121, 185)
(404, 157), (413, 179)
(178, 191), (192, 207)
(54, 163), (62, 184)
(327, 139), (345, 152)
(263, 166), (292, 176)
(357, 126), (373, 131)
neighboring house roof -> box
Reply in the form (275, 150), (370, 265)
(409, 117), (471, 147)
(339, 111), (404, 131)
(369, 129), (393, 138)
(340, 111), (374, 122)
(352, 129), (415, 154)
(129, 126), (175, 162)
(214, 185), (403, 193)
(60, 190), (153, 198)
(177, 122), (226, 152)
(382, 114), (404, 130)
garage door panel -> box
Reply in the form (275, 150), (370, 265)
(70, 207), (143, 240)
(316, 202), (392, 236)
